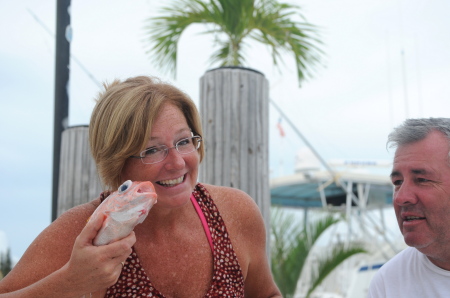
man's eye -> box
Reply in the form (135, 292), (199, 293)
(417, 178), (430, 183)
(392, 180), (403, 186)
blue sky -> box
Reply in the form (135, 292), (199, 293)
(1, 0), (449, 261)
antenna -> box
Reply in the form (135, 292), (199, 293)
(397, 0), (409, 119)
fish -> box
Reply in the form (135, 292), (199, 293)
(91, 180), (157, 246)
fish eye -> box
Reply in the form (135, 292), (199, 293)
(118, 180), (132, 193)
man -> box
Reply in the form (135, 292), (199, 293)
(368, 118), (450, 297)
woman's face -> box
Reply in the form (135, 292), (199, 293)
(122, 103), (200, 209)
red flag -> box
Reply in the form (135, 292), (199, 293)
(277, 118), (285, 137)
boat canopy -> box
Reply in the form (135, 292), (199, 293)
(270, 171), (393, 209)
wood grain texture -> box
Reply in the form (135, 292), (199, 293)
(57, 126), (103, 217)
(199, 67), (270, 247)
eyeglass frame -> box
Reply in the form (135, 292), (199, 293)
(129, 135), (202, 165)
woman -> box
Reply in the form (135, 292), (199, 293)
(0, 76), (281, 297)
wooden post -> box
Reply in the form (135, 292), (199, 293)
(199, 67), (271, 250)
(57, 126), (103, 217)
(52, 0), (71, 221)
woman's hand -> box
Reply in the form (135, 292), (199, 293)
(0, 201), (136, 298)
(61, 213), (136, 294)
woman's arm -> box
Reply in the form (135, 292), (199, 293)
(0, 202), (135, 297)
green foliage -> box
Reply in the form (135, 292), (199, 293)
(305, 242), (367, 298)
(0, 249), (12, 279)
(145, 0), (323, 85)
(270, 208), (367, 298)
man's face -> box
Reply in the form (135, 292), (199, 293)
(391, 131), (450, 264)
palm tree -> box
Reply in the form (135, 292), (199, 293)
(0, 248), (12, 279)
(144, 0), (323, 85)
(271, 208), (367, 298)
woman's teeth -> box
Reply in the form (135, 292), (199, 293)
(158, 176), (184, 186)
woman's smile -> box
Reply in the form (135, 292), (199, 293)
(156, 175), (185, 187)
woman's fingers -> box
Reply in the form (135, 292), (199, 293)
(105, 231), (136, 259)
(78, 214), (105, 246)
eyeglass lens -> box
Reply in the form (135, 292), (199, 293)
(140, 136), (201, 164)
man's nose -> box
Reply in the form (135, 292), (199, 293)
(393, 181), (418, 206)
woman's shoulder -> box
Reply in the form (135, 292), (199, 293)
(200, 184), (265, 236)
(23, 199), (100, 258)
(57, 198), (101, 222)
(201, 184), (259, 215)
(28, 198), (101, 253)
(200, 183), (252, 201)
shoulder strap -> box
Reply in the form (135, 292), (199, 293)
(190, 194), (214, 252)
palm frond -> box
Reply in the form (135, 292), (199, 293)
(306, 243), (367, 298)
(270, 208), (306, 296)
(144, 0), (324, 84)
(250, 0), (324, 85)
(271, 209), (366, 298)
(144, 0), (218, 77)
(306, 214), (340, 245)
(271, 209), (341, 297)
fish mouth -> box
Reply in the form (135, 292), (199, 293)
(156, 175), (185, 187)
(136, 182), (156, 194)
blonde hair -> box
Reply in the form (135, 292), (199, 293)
(89, 76), (204, 190)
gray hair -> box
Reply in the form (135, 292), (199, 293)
(387, 118), (450, 148)
(387, 118), (450, 150)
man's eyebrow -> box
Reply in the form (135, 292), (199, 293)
(390, 169), (430, 178)
(390, 170), (401, 178)
(390, 169), (431, 178)
(411, 169), (429, 175)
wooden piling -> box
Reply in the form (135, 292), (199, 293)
(57, 126), (103, 217)
(199, 67), (271, 248)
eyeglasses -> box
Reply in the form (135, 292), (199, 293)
(130, 136), (202, 165)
